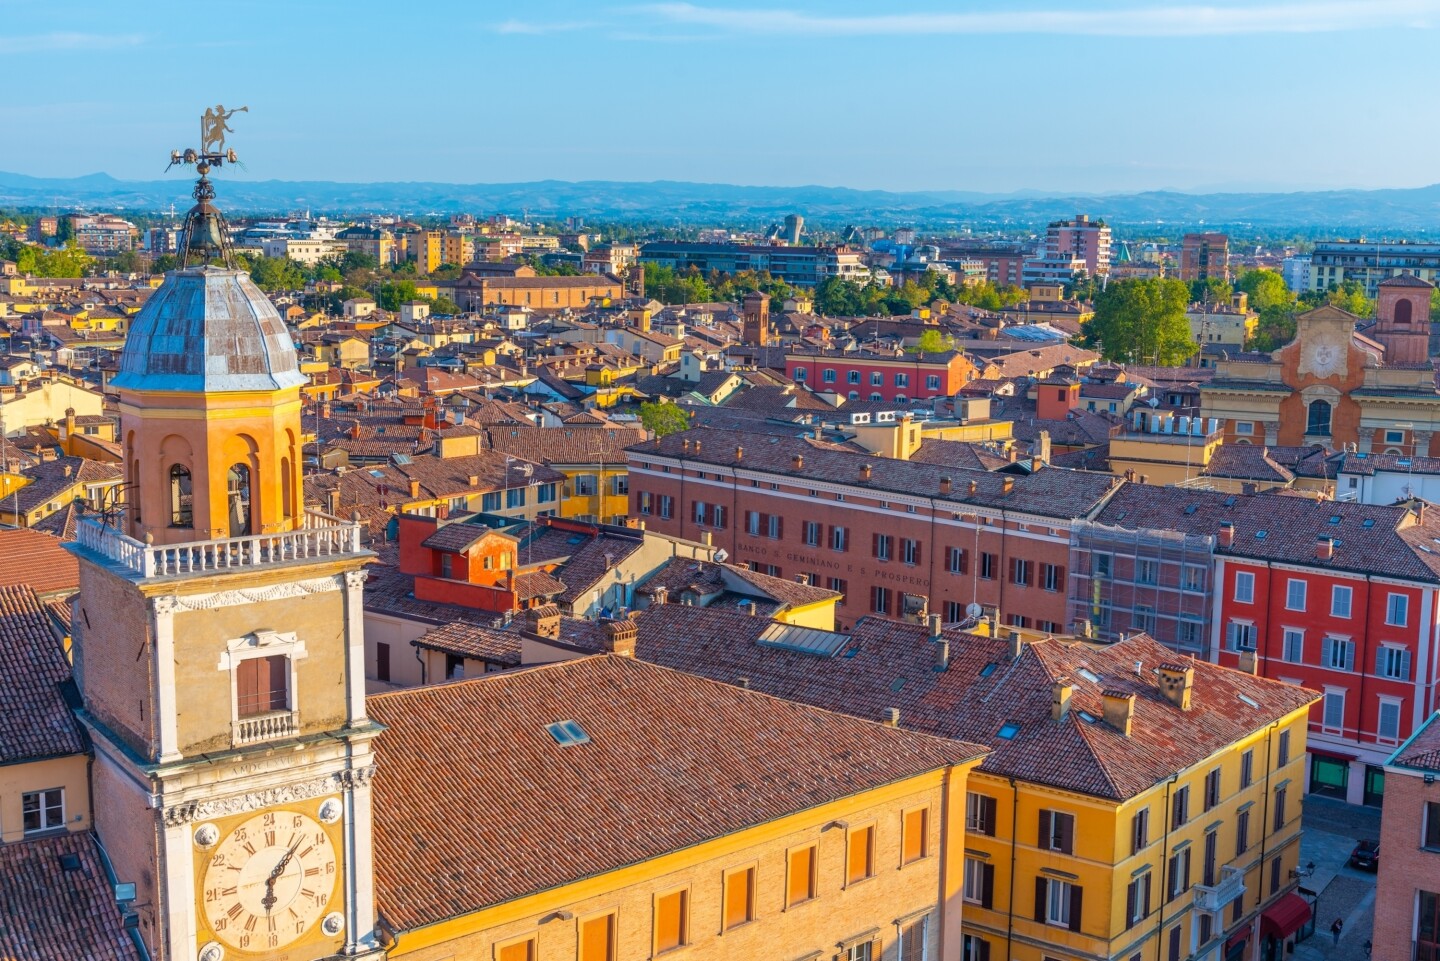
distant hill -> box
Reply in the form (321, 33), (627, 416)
(2, 171), (1438, 231)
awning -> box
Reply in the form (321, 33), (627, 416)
(1260, 892), (1312, 940)
(1226, 925), (1253, 947)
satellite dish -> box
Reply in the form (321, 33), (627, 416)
(966, 602), (983, 618)
(712, 548), (729, 563)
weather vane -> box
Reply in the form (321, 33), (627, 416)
(166, 105), (249, 268)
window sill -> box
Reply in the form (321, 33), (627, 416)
(845, 874), (877, 891)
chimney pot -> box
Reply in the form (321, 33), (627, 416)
(1218, 521), (1235, 548)
(1316, 536), (1335, 561)
(1051, 679), (1074, 721)
(884, 707), (901, 727)
(602, 616), (638, 657)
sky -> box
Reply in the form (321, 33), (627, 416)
(4, 0), (1440, 194)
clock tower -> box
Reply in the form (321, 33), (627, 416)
(68, 129), (383, 961)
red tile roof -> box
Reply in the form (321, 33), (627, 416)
(367, 655), (983, 930)
(0, 585), (84, 765)
(0, 832), (143, 961)
(0, 529), (79, 595)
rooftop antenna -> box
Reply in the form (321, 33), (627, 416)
(166, 104), (248, 268)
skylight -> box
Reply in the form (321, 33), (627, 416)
(1224, 496), (1237, 507)
(1254, 530), (1267, 539)
(1078, 711), (1097, 723)
(979, 663), (998, 678)
(1329, 516), (1341, 525)
(546, 720), (591, 746)
(1237, 694), (1260, 709)
(1077, 667), (1101, 684)
(1363, 519), (1376, 528)
(997, 722), (1021, 740)
(1184, 505), (1198, 515)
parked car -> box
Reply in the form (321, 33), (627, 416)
(1349, 839), (1380, 871)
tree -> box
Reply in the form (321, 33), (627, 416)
(378, 280), (419, 311)
(908, 328), (955, 354)
(430, 295), (461, 316)
(151, 254), (178, 273)
(1083, 277), (1195, 366)
(639, 401), (691, 438)
(1190, 277), (1233, 306)
(1235, 268), (1291, 312)
(30, 240), (92, 279)
(245, 255), (305, 292)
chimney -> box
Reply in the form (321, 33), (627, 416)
(933, 637), (950, 672)
(735, 445), (744, 462)
(860, 463), (872, 482)
(1002, 476), (1015, 496)
(602, 617), (637, 657)
(968, 479), (978, 495)
(693, 440), (701, 454)
(326, 488), (341, 515)
(1008, 447), (1018, 463)
(320, 400), (332, 418)
(407, 478), (421, 498)
(1031, 456), (1042, 473)
(1218, 521), (1235, 548)
(928, 612), (943, 640)
(62, 407), (75, 441)
(525, 603), (561, 640)
(940, 476), (953, 495)
(1101, 690), (1135, 736)
(737, 676), (750, 689)
(1051, 679), (1074, 721)
(1237, 648), (1258, 675)
(792, 453), (804, 470)
(884, 707), (901, 727)
(651, 586), (668, 606)
(350, 423), (362, 440)
(682, 438), (691, 453)
(1009, 630), (1024, 660)
(1157, 662), (1195, 711)
(468, 474), (479, 487)
(62, 463), (73, 478)
(1316, 536), (1335, 561)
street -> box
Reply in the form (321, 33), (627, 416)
(1293, 796), (1381, 961)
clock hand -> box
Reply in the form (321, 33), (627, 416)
(261, 840), (302, 915)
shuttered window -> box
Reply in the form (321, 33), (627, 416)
(787, 846), (816, 906)
(903, 808), (928, 864)
(236, 655), (288, 717)
(847, 826), (875, 884)
(580, 914), (614, 961)
(655, 890), (687, 951)
(724, 868), (754, 929)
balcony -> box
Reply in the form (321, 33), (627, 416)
(75, 509), (365, 579)
(233, 709), (299, 746)
(1193, 865), (1246, 913)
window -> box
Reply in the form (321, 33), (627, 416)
(961, 935), (991, 961)
(1167, 846), (1192, 901)
(1204, 768), (1221, 811)
(872, 586), (891, 615)
(575, 474), (598, 496)
(1425, 803), (1440, 849)
(1273, 786), (1288, 831)
(1240, 750), (1254, 787)
(1171, 786), (1189, 829)
(1037, 877), (1080, 931)
(847, 826), (875, 884)
(980, 553), (997, 579)
(655, 889), (689, 952)
(848, 370), (861, 384)
(1225, 621), (1257, 652)
(1133, 606), (1155, 633)
(1282, 629), (1304, 664)
(168, 464), (193, 527)
(611, 475), (628, 496)
(1378, 700), (1402, 742)
(658, 495), (673, 519)
(875, 534), (893, 561)
(1323, 690), (1345, 731)
(439, 553), (453, 579)
(1234, 571), (1255, 603)
(1038, 809), (1075, 854)
(580, 914), (615, 961)
(711, 505), (727, 529)
(822, 368), (837, 383)
(804, 520), (822, 547)
(848, 942), (874, 961)
(903, 807), (929, 864)
(927, 374), (942, 391)
(1388, 592), (1409, 627)
(506, 487), (525, 508)
(1095, 553), (1112, 578)
(793, 367), (807, 381)
(537, 483), (557, 504)
(498, 939), (535, 961)
(22, 788), (63, 834)
(1323, 636), (1355, 671)
(724, 867), (755, 929)
(1235, 809), (1250, 855)
(1042, 563), (1063, 592)
(830, 525), (849, 552)
(515, 490), (534, 513)
(1182, 565), (1204, 591)
(693, 501), (707, 524)
(1137, 559), (1158, 585)
(787, 845), (817, 906)
(1203, 829), (1218, 886)
(1011, 558), (1032, 587)
(766, 514), (782, 539)
(899, 916), (929, 961)
(1379, 645), (1413, 680)
(1286, 578), (1307, 611)
(963, 855), (996, 909)
(746, 511), (761, 536)
(1125, 873), (1152, 929)
(1306, 399), (1332, 435)
(1131, 808), (1149, 854)
(236, 655), (288, 717)
(902, 538), (921, 566)
(828, 577), (847, 603)
(895, 372), (909, 387)
(967, 792), (997, 836)
(947, 547), (967, 574)
(871, 371), (883, 386)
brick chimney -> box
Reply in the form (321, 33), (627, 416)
(1218, 521), (1235, 548)
(939, 476), (953, 495)
(1101, 690), (1135, 736)
(968, 479), (978, 495)
(884, 707), (901, 727)
(792, 454), (804, 470)
(735, 445), (744, 462)
(1316, 536), (1335, 561)
(1051, 679), (1073, 721)
(602, 617), (637, 657)
(859, 463), (872, 482)
(1002, 476), (1015, 496)
(1237, 648), (1258, 675)
(407, 478), (421, 498)
(1157, 662), (1195, 711)
(525, 603), (561, 640)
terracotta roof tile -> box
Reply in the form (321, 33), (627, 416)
(0, 585), (84, 764)
(0, 529), (79, 595)
(0, 832), (142, 961)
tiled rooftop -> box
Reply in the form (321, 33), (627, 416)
(0, 832), (143, 961)
(0, 585), (84, 765)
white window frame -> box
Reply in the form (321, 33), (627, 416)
(1045, 878), (1073, 927)
(1331, 584), (1352, 618)
(217, 630), (307, 731)
(1281, 628), (1304, 664)
(963, 857), (987, 904)
(1387, 592), (1409, 627)
(1324, 636), (1354, 671)
(1285, 578), (1307, 612)
(1379, 644), (1411, 680)
(22, 787), (64, 835)
(1322, 688), (1345, 732)
(1377, 697), (1402, 743)
(1234, 571), (1255, 604)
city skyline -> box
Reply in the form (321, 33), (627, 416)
(3, 0), (1440, 193)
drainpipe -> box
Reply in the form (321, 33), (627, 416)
(1255, 718), (1280, 921)
(1155, 773), (1179, 961)
(414, 642), (427, 685)
(1006, 776), (1020, 961)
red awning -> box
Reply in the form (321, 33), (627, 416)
(1260, 893), (1312, 940)
(1226, 925), (1253, 947)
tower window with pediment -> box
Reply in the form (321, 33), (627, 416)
(1306, 400), (1332, 436)
(236, 654), (288, 717)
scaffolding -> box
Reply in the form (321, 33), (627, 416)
(1067, 520), (1216, 658)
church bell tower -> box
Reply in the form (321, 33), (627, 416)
(68, 116), (384, 961)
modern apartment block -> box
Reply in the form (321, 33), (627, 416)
(639, 241), (870, 287)
(1309, 239), (1440, 295)
(1181, 232), (1231, 282)
(1031, 214), (1112, 280)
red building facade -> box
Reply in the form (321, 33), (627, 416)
(782, 349), (977, 403)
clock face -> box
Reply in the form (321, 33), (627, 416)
(201, 811), (338, 953)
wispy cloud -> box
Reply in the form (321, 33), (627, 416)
(494, 19), (598, 35)
(640, 1), (1440, 37)
(0, 32), (144, 54)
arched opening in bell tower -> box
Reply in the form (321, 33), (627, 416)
(227, 463), (252, 538)
(168, 465), (194, 528)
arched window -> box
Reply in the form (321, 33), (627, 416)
(1395, 299), (1414, 325)
(1306, 399), (1332, 436)
(227, 463), (252, 537)
(280, 456), (295, 521)
(168, 464), (193, 527)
